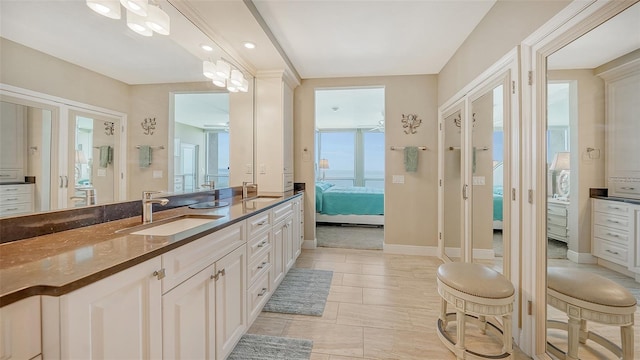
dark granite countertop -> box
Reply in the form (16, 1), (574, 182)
(590, 195), (640, 205)
(0, 191), (302, 306)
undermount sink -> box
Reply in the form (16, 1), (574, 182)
(118, 214), (224, 236)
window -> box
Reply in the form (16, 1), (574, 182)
(205, 131), (229, 187)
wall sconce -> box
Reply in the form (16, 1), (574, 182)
(319, 158), (330, 180)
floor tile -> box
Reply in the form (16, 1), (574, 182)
(328, 285), (363, 304)
(284, 321), (364, 357)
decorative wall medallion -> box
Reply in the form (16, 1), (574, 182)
(104, 121), (115, 136)
(141, 117), (156, 135)
(453, 113), (477, 128)
(402, 113), (422, 134)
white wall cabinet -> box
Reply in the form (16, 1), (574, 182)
(0, 296), (41, 360)
(0, 101), (26, 182)
(255, 72), (295, 192)
(599, 61), (640, 199)
(59, 257), (163, 359)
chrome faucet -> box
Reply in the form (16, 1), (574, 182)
(242, 182), (257, 199)
(200, 180), (215, 189)
(142, 191), (169, 224)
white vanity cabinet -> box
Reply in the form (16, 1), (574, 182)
(0, 296), (42, 360)
(255, 73), (295, 192)
(0, 183), (34, 217)
(591, 199), (640, 280)
(272, 200), (295, 289)
(0, 101), (26, 182)
(59, 257), (163, 359)
(246, 209), (273, 326)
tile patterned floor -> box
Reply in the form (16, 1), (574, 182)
(248, 247), (531, 360)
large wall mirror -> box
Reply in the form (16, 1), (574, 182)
(0, 0), (254, 218)
(541, 2), (640, 358)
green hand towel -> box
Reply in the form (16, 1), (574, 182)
(99, 146), (110, 168)
(139, 145), (152, 168)
(404, 146), (419, 172)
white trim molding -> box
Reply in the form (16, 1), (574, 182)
(566, 250), (597, 264)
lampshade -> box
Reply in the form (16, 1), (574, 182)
(549, 152), (570, 171)
(203, 61), (216, 79)
(227, 83), (239, 93)
(319, 159), (330, 169)
(230, 69), (244, 86)
(215, 60), (231, 79)
(145, 4), (170, 35)
(120, 0), (147, 16)
(212, 75), (226, 88)
(75, 150), (88, 164)
(126, 10), (152, 36)
(86, 0), (121, 19)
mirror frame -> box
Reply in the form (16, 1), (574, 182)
(520, 0), (636, 356)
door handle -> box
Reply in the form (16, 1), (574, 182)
(462, 184), (469, 200)
(64, 175), (69, 188)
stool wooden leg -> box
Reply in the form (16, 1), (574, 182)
(440, 297), (448, 328)
(621, 324), (633, 360)
(478, 315), (487, 335)
(502, 314), (513, 355)
(578, 319), (588, 344)
(567, 317), (580, 360)
(456, 310), (466, 360)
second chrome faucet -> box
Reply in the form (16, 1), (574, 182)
(142, 191), (169, 224)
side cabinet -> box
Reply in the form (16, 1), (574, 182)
(215, 245), (247, 360)
(59, 257), (163, 359)
(0, 296), (41, 360)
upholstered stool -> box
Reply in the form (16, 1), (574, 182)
(547, 267), (636, 360)
(437, 262), (515, 360)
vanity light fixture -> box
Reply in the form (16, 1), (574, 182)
(227, 83), (239, 93)
(230, 69), (244, 86)
(120, 0), (147, 16)
(215, 60), (231, 79)
(238, 78), (249, 92)
(243, 42), (256, 49)
(145, 3), (170, 35)
(126, 9), (152, 36)
(203, 61), (216, 79)
(86, 0), (121, 19)
(212, 75), (227, 88)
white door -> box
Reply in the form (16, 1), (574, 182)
(163, 264), (216, 360)
(180, 143), (198, 192)
(64, 109), (123, 208)
(60, 257), (162, 359)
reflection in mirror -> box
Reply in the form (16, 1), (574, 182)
(173, 92), (230, 192)
(471, 83), (505, 274)
(443, 108), (463, 261)
(0, 0), (254, 217)
(545, 3), (640, 357)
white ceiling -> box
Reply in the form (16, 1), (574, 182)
(251, 0), (497, 78)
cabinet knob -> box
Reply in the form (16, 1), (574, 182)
(153, 269), (166, 280)
(257, 261), (268, 269)
(257, 288), (268, 297)
(212, 268), (226, 281)
(257, 241), (267, 248)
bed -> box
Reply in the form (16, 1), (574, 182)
(315, 182), (384, 225)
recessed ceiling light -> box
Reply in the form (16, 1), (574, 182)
(243, 42), (256, 49)
(201, 44), (214, 52)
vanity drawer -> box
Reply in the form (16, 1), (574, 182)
(1, 191), (32, 204)
(273, 201), (293, 224)
(0, 183), (32, 195)
(0, 202), (33, 216)
(161, 221), (246, 293)
(610, 181), (640, 200)
(547, 214), (567, 227)
(593, 211), (629, 231)
(593, 199), (630, 216)
(547, 224), (567, 240)
(248, 230), (271, 263)
(593, 238), (628, 266)
(247, 269), (271, 324)
(248, 250), (271, 286)
(547, 203), (567, 217)
(283, 173), (294, 191)
(593, 224), (628, 245)
(0, 170), (21, 182)
(247, 211), (271, 238)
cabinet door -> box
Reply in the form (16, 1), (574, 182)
(284, 215), (295, 272)
(163, 265), (216, 360)
(0, 296), (41, 360)
(215, 245), (247, 360)
(272, 222), (285, 288)
(60, 258), (162, 359)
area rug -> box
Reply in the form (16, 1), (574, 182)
(263, 268), (333, 316)
(316, 224), (383, 250)
(228, 334), (313, 360)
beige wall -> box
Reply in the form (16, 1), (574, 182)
(294, 75), (439, 247)
(438, 0), (570, 105)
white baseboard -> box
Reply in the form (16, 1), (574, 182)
(444, 247), (496, 260)
(302, 238), (317, 249)
(566, 250), (597, 264)
(383, 244), (439, 256)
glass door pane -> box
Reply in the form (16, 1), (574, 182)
(443, 108), (463, 261)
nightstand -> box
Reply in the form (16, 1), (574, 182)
(547, 198), (569, 243)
